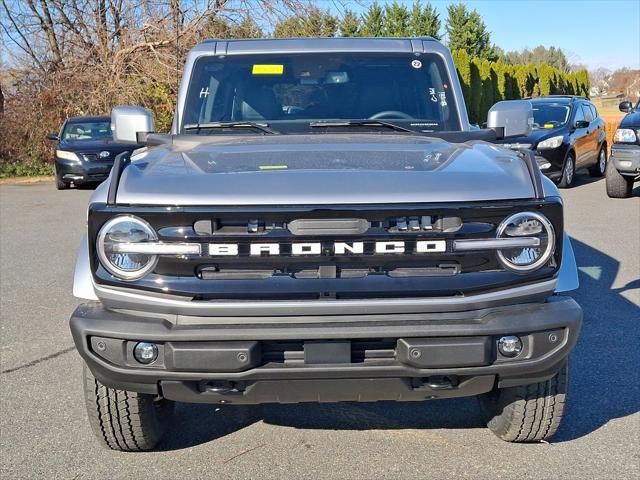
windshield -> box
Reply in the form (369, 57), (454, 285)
(62, 121), (111, 141)
(182, 52), (460, 133)
(531, 103), (570, 129)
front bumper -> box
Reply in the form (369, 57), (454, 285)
(55, 158), (114, 184)
(533, 147), (567, 181)
(70, 296), (582, 404)
(611, 144), (640, 176)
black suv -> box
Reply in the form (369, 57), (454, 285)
(47, 116), (139, 190)
(502, 96), (607, 188)
(607, 99), (640, 198)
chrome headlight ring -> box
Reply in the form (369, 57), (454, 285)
(496, 211), (556, 273)
(96, 215), (159, 281)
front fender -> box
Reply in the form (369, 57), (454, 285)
(73, 233), (98, 300)
(555, 233), (579, 293)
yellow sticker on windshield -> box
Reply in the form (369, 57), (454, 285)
(252, 64), (284, 75)
(543, 123), (555, 129)
(259, 165), (288, 170)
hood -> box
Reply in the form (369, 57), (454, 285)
(115, 134), (536, 205)
(619, 110), (640, 128)
(59, 138), (136, 154)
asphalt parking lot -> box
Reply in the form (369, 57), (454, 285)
(1, 175), (639, 479)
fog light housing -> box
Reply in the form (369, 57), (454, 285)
(498, 336), (522, 357)
(133, 342), (158, 364)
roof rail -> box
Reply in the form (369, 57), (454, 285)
(200, 36), (438, 44)
(524, 95), (588, 100)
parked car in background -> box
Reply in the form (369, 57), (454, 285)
(500, 96), (607, 188)
(606, 99), (640, 198)
(47, 116), (140, 190)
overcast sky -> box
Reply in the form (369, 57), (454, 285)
(342, 0), (640, 71)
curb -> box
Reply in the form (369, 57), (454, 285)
(0, 176), (54, 185)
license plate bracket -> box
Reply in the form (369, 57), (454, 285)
(304, 341), (351, 364)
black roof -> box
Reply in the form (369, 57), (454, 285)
(66, 115), (110, 123)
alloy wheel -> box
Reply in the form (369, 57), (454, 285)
(564, 158), (574, 184)
(599, 149), (606, 174)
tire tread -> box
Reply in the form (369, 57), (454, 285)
(83, 365), (172, 451)
(481, 362), (568, 443)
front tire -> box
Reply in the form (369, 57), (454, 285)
(589, 147), (607, 177)
(558, 154), (575, 188)
(606, 160), (634, 198)
(55, 167), (69, 190)
(83, 364), (174, 451)
(479, 362), (568, 443)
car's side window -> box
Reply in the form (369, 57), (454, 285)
(589, 104), (598, 119)
(581, 104), (594, 123)
(573, 104), (585, 124)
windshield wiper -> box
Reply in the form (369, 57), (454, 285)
(309, 120), (416, 133)
(183, 122), (279, 135)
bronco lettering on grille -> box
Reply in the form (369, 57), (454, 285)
(207, 240), (446, 256)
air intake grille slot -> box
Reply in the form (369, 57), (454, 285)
(262, 340), (396, 365)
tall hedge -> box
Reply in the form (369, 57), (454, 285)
(451, 50), (590, 125)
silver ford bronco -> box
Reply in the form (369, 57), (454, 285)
(70, 37), (582, 451)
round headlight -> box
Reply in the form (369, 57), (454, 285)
(496, 212), (555, 273)
(97, 215), (158, 280)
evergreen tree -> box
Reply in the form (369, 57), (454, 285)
(230, 16), (264, 38)
(445, 3), (497, 60)
(409, 1), (441, 39)
(361, 3), (385, 37)
(384, 2), (411, 37)
(493, 61), (507, 101)
(538, 64), (553, 96)
(469, 58), (482, 124)
(320, 11), (339, 37)
(273, 16), (305, 37)
(273, 8), (337, 38)
(339, 9), (361, 37)
(452, 49), (471, 108)
(479, 59), (495, 120)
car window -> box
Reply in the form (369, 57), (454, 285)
(581, 104), (594, 122)
(62, 121), (111, 141)
(531, 103), (570, 129)
(183, 52), (461, 132)
(573, 105), (585, 124)
(589, 104), (598, 119)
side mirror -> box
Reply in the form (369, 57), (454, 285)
(46, 133), (59, 141)
(487, 100), (533, 139)
(574, 120), (590, 129)
(619, 101), (633, 113)
(111, 105), (154, 144)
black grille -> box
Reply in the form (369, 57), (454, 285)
(88, 199), (563, 299)
(80, 153), (98, 162)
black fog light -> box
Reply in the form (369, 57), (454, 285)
(498, 336), (522, 357)
(133, 342), (158, 364)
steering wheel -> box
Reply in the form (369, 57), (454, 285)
(369, 110), (413, 120)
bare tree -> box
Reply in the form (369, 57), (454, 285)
(0, 0), (308, 166)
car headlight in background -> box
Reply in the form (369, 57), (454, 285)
(56, 150), (80, 162)
(536, 136), (564, 150)
(496, 212), (555, 273)
(613, 128), (638, 143)
(97, 215), (201, 280)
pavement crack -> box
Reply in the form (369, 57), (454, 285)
(222, 443), (266, 464)
(1, 346), (75, 374)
